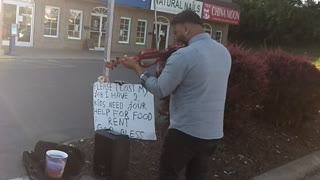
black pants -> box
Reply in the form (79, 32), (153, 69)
(158, 129), (221, 180)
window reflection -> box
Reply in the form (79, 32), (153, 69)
(68, 9), (83, 40)
(44, 6), (60, 37)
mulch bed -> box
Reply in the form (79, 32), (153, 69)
(71, 114), (320, 180)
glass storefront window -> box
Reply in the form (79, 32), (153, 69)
(119, 17), (131, 44)
(3, 4), (16, 41)
(215, 31), (223, 43)
(136, 20), (147, 45)
(203, 23), (212, 37)
(44, 6), (60, 37)
(68, 9), (83, 40)
(18, 6), (32, 43)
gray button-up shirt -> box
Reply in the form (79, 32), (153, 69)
(141, 33), (231, 139)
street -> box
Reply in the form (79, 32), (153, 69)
(0, 58), (140, 179)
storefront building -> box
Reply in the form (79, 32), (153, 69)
(1, 0), (240, 53)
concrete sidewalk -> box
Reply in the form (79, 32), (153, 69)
(0, 54), (15, 61)
(0, 47), (15, 61)
(0, 46), (134, 61)
(14, 47), (105, 60)
(253, 150), (320, 180)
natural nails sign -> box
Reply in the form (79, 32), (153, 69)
(93, 82), (156, 140)
(151, 0), (203, 17)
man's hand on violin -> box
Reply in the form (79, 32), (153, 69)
(121, 55), (139, 69)
(122, 55), (144, 76)
(97, 75), (110, 83)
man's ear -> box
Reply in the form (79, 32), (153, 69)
(183, 23), (191, 34)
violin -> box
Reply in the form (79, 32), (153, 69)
(105, 43), (186, 69)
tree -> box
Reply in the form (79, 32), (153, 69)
(229, 0), (320, 46)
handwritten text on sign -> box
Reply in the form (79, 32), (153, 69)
(93, 82), (156, 140)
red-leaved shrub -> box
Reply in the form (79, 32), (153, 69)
(225, 43), (269, 121)
(257, 49), (320, 127)
(156, 43), (320, 130)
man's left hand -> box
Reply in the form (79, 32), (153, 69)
(122, 55), (143, 76)
(121, 55), (138, 69)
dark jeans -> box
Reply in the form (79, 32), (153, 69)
(158, 129), (221, 180)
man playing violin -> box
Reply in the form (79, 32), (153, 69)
(121, 10), (231, 180)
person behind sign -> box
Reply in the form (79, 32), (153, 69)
(121, 10), (232, 180)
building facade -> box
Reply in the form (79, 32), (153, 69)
(1, 0), (240, 53)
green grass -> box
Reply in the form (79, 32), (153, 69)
(281, 45), (320, 69)
(312, 58), (320, 68)
(262, 44), (320, 65)
(283, 45), (320, 57)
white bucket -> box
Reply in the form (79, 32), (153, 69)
(45, 150), (68, 178)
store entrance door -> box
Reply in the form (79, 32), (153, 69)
(152, 16), (170, 50)
(90, 7), (108, 51)
(152, 23), (169, 50)
(2, 2), (34, 46)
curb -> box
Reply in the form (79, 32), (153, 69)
(62, 136), (93, 146)
(15, 57), (103, 61)
(252, 150), (320, 180)
(0, 55), (16, 61)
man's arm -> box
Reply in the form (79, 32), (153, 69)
(144, 52), (188, 98)
(122, 52), (188, 98)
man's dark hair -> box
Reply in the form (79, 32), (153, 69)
(171, 10), (203, 26)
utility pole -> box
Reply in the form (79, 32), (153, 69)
(153, 0), (162, 74)
(0, 0), (4, 55)
(153, 0), (159, 51)
(103, 0), (115, 80)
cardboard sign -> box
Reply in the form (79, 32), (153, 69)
(93, 82), (156, 140)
